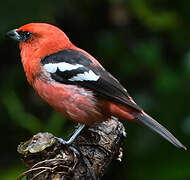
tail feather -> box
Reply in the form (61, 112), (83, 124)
(134, 112), (187, 150)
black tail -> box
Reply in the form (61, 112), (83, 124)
(134, 112), (186, 150)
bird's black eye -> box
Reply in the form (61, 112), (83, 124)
(17, 30), (33, 42)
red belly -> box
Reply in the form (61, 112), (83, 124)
(33, 79), (109, 125)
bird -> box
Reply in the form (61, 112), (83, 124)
(7, 23), (186, 150)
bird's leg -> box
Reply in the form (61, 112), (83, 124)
(54, 124), (85, 145)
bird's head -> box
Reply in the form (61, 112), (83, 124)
(7, 23), (72, 58)
(7, 23), (74, 84)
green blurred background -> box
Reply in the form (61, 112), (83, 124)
(0, 0), (189, 179)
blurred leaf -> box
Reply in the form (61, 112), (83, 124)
(0, 164), (25, 180)
(96, 30), (125, 59)
(2, 90), (43, 133)
(129, 0), (179, 31)
(45, 111), (67, 135)
(134, 40), (163, 69)
(155, 68), (182, 93)
(154, 160), (190, 180)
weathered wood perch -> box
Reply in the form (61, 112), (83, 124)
(17, 117), (126, 180)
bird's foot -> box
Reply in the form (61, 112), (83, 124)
(54, 136), (80, 155)
(54, 124), (86, 155)
(54, 124), (85, 145)
(54, 136), (70, 145)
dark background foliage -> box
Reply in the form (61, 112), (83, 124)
(0, 0), (189, 179)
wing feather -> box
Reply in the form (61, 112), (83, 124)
(41, 49), (142, 112)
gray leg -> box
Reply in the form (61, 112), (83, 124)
(55, 124), (85, 145)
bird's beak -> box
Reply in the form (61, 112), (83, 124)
(6, 29), (21, 41)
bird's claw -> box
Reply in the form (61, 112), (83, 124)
(54, 136), (69, 145)
(54, 136), (80, 155)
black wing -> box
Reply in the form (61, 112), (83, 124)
(41, 49), (142, 112)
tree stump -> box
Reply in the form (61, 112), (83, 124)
(17, 117), (126, 180)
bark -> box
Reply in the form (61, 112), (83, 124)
(17, 117), (126, 180)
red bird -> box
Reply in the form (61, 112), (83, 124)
(7, 23), (186, 150)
